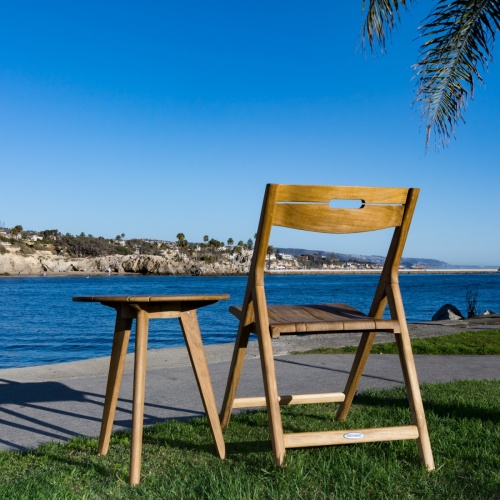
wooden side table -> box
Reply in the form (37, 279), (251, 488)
(73, 294), (229, 485)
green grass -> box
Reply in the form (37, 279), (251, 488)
(297, 329), (500, 355)
(0, 379), (498, 498)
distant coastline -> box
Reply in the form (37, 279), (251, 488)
(1, 268), (498, 278)
(268, 268), (500, 275)
(1, 245), (498, 277)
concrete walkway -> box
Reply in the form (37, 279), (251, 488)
(1, 318), (498, 452)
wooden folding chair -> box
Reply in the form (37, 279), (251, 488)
(220, 184), (434, 470)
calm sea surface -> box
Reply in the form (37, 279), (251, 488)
(1, 273), (499, 369)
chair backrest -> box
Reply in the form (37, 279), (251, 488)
(242, 184), (419, 321)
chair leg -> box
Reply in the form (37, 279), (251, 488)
(388, 283), (434, 470)
(336, 331), (376, 421)
(257, 328), (286, 465)
(130, 310), (149, 486)
(99, 313), (132, 456)
(396, 332), (435, 470)
(220, 325), (251, 428)
(394, 334), (411, 395)
(253, 287), (286, 466)
(179, 310), (226, 460)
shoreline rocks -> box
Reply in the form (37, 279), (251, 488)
(0, 251), (252, 276)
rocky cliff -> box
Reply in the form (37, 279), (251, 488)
(0, 250), (252, 276)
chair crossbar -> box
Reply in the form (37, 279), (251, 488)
(233, 392), (346, 409)
(283, 425), (419, 448)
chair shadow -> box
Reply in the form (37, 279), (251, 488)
(0, 378), (105, 449)
(0, 378), (95, 405)
(140, 416), (273, 458)
(0, 378), (207, 451)
(354, 390), (499, 422)
(275, 357), (404, 385)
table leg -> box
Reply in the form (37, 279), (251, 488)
(99, 314), (132, 456)
(130, 310), (149, 486)
(179, 310), (226, 459)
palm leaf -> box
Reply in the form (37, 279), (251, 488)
(362, 0), (414, 51)
(413, 0), (500, 148)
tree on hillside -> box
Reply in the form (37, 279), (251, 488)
(41, 229), (60, 241)
(10, 225), (23, 239)
(267, 245), (274, 269)
(57, 233), (132, 258)
(176, 232), (187, 258)
(362, 0), (500, 148)
(209, 238), (223, 253)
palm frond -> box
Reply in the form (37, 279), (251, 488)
(413, 0), (500, 148)
(362, 0), (414, 52)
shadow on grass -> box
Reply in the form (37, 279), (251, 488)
(354, 386), (499, 422)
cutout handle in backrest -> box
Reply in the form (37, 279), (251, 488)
(329, 199), (363, 209)
(272, 185), (409, 234)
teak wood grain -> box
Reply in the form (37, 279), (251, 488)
(219, 183), (434, 471)
(73, 294), (229, 486)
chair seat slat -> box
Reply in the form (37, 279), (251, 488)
(230, 303), (399, 337)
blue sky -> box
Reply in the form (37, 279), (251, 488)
(1, 1), (499, 266)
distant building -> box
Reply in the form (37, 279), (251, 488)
(276, 253), (295, 261)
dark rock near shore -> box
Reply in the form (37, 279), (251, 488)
(432, 304), (464, 321)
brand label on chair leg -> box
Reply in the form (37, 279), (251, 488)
(343, 432), (364, 440)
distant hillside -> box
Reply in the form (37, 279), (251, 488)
(275, 248), (451, 269)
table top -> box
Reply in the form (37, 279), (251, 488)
(73, 294), (230, 304)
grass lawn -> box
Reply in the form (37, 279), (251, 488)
(296, 329), (500, 355)
(1, 330), (498, 498)
(0, 378), (498, 499)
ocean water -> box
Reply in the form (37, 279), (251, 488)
(1, 273), (499, 369)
